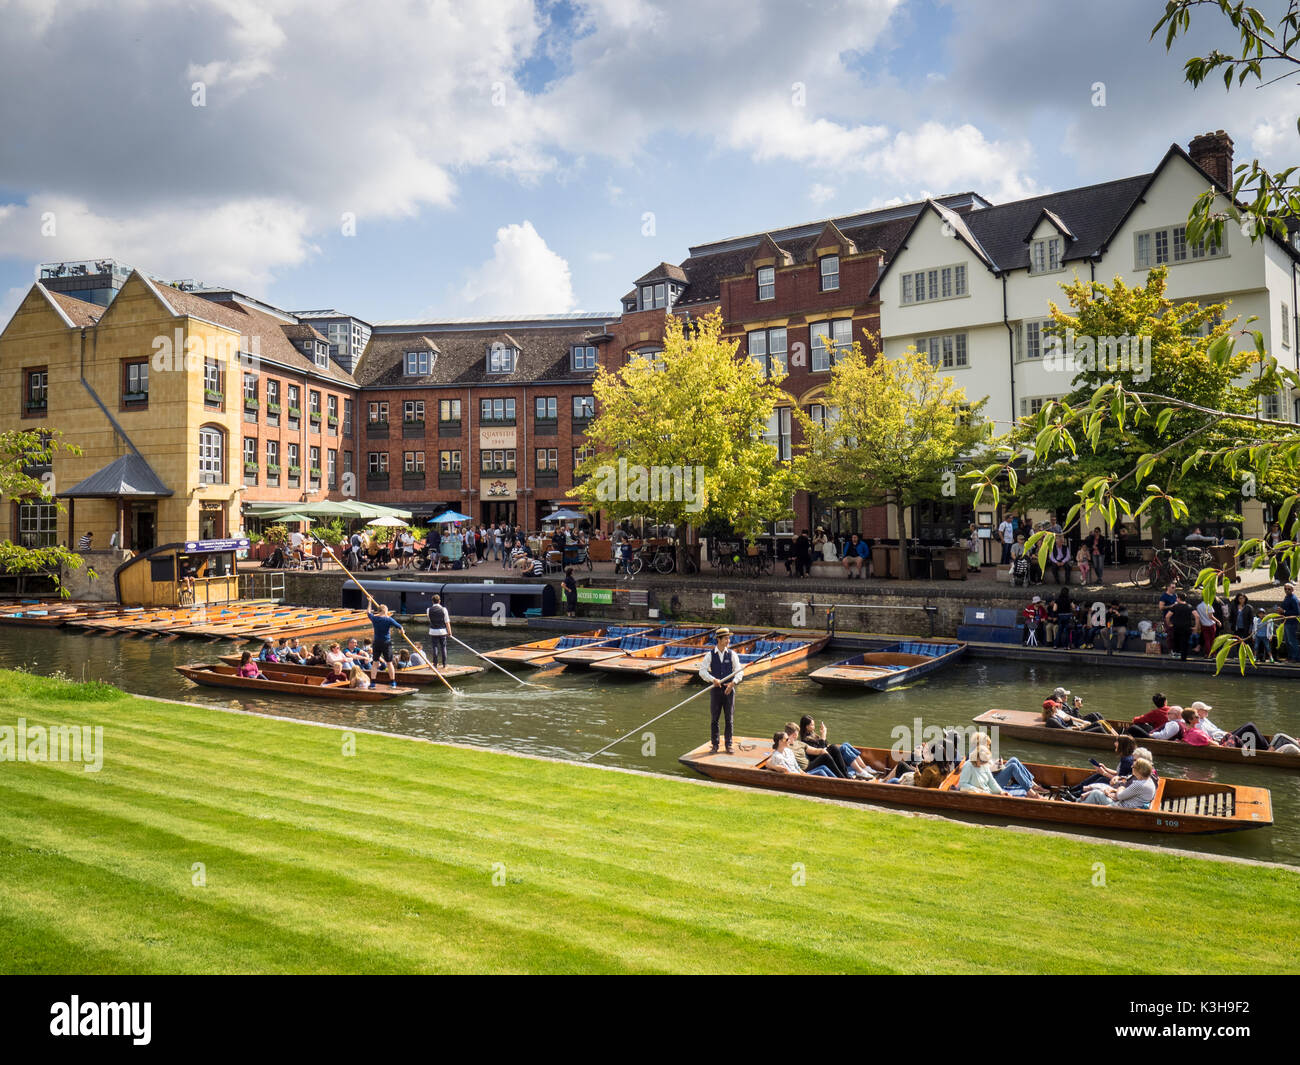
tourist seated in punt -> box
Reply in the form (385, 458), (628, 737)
(343, 637), (371, 669)
(798, 715), (882, 779)
(325, 641), (347, 672)
(1125, 692), (1171, 737)
(1191, 702), (1300, 753)
(766, 731), (836, 777)
(276, 638), (303, 664)
(783, 723), (850, 778)
(257, 640), (280, 663)
(1045, 687), (1106, 725)
(1177, 707), (1213, 746)
(236, 651), (261, 679)
(1079, 758), (1156, 807)
(398, 648), (428, 669)
(1065, 736), (1137, 797)
(347, 665), (371, 690)
(305, 643), (328, 666)
(286, 637), (307, 663)
(1041, 701), (1107, 733)
(958, 734), (1048, 798)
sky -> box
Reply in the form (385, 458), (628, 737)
(2, 0), (1299, 328)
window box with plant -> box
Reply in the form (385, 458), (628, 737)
(244, 461), (259, 473)
(204, 389), (223, 404)
(309, 411), (322, 424)
(288, 465), (302, 477)
(266, 463), (281, 476)
(288, 407), (302, 419)
(244, 396), (259, 410)
(327, 415), (339, 428)
(309, 467), (322, 479)
(266, 402), (281, 414)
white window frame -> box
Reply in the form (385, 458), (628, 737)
(917, 332), (969, 369)
(487, 345), (517, 374)
(901, 263), (967, 305)
(570, 344), (597, 370)
(763, 407), (792, 461)
(810, 319), (851, 371)
(819, 255), (840, 292)
(1029, 237), (1063, 274)
(1136, 225), (1225, 269)
(756, 266), (775, 301)
(405, 350), (432, 376)
(748, 327), (788, 378)
(198, 426), (225, 484)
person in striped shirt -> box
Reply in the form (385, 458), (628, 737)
(77, 531), (93, 550)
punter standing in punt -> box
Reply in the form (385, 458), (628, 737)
(699, 627), (744, 755)
(367, 604), (404, 688)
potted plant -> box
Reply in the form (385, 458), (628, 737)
(288, 465), (302, 477)
(309, 467), (322, 479)
(244, 461), (259, 473)
(288, 406), (302, 419)
(309, 410), (322, 423)
(266, 463), (281, 476)
(244, 395), (259, 409)
(327, 414), (339, 427)
(204, 389), (223, 403)
(267, 401), (282, 414)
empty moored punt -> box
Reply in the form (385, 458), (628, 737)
(674, 634), (830, 679)
(973, 709), (1300, 770)
(484, 626), (655, 668)
(808, 640), (967, 690)
(591, 629), (772, 677)
(679, 739), (1272, 834)
(176, 663), (417, 700)
(217, 654), (484, 684)
(553, 626), (713, 668)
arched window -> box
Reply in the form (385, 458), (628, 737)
(199, 424), (226, 484)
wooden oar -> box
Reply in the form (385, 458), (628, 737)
(448, 633), (551, 689)
(584, 646), (782, 761)
(313, 537), (457, 694)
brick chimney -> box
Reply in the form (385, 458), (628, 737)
(1188, 130), (1234, 189)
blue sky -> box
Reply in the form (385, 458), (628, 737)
(1, 0), (1297, 326)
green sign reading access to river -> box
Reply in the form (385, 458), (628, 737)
(577, 588), (614, 604)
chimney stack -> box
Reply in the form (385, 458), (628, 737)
(1188, 130), (1234, 189)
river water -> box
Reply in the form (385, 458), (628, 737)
(5, 623), (1299, 866)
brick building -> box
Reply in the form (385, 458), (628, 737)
(352, 314), (611, 529)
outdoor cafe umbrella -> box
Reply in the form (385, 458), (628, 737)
(366, 516), (410, 528)
(540, 508), (587, 522)
(428, 510), (472, 524)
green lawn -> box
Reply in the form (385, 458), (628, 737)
(0, 668), (1295, 974)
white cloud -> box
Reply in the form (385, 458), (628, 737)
(809, 183), (837, 206)
(459, 221), (576, 314)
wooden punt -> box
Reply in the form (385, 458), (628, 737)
(673, 634), (830, 679)
(591, 629), (772, 677)
(232, 610), (371, 640)
(217, 654), (484, 684)
(808, 640), (967, 690)
(973, 709), (1300, 770)
(484, 626), (656, 669)
(176, 663), (417, 700)
(553, 626), (714, 668)
(679, 739), (1272, 835)
(116, 602), (286, 635)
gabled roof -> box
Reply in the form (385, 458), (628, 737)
(57, 453), (173, 498)
(1026, 207), (1076, 243)
(281, 322), (329, 344)
(871, 174), (1154, 294)
(747, 233), (794, 270)
(39, 285), (103, 328)
(808, 220), (857, 259)
(634, 262), (688, 285)
(133, 274), (358, 387)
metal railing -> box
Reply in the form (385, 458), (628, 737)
(238, 571), (286, 602)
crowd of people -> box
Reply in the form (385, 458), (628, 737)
(1019, 580), (1300, 662)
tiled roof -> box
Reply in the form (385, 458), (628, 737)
(140, 276), (358, 387)
(634, 261), (688, 285)
(39, 285), (103, 327)
(281, 322), (329, 344)
(354, 324), (602, 388)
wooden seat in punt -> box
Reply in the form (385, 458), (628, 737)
(217, 654), (483, 684)
(672, 635), (830, 679)
(484, 626), (656, 668)
(591, 630), (772, 677)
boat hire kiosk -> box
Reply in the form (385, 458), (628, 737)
(114, 538), (249, 607)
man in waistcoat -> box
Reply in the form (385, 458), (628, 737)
(697, 627), (744, 755)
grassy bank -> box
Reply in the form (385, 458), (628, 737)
(0, 668), (1294, 974)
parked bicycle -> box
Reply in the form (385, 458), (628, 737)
(1129, 546), (1207, 589)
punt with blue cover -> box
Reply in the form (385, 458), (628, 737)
(808, 640), (966, 691)
(483, 625), (657, 669)
(553, 625), (714, 668)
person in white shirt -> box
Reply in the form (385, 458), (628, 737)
(766, 731), (836, 776)
(698, 628), (744, 755)
(996, 518), (1015, 564)
(1082, 758), (1156, 807)
(289, 529), (305, 559)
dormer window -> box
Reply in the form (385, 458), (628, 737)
(819, 255), (840, 292)
(1029, 237), (1063, 274)
(639, 283), (670, 311)
(405, 350), (433, 376)
(315, 342), (329, 369)
(571, 344), (597, 370)
(757, 266), (775, 301)
(487, 344), (517, 374)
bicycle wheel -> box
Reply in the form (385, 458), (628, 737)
(628, 556), (644, 577)
(654, 551), (675, 574)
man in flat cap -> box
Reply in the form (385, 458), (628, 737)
(698, 627), (744, 754)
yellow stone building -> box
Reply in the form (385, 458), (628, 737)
(0, 269), (355, 552)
